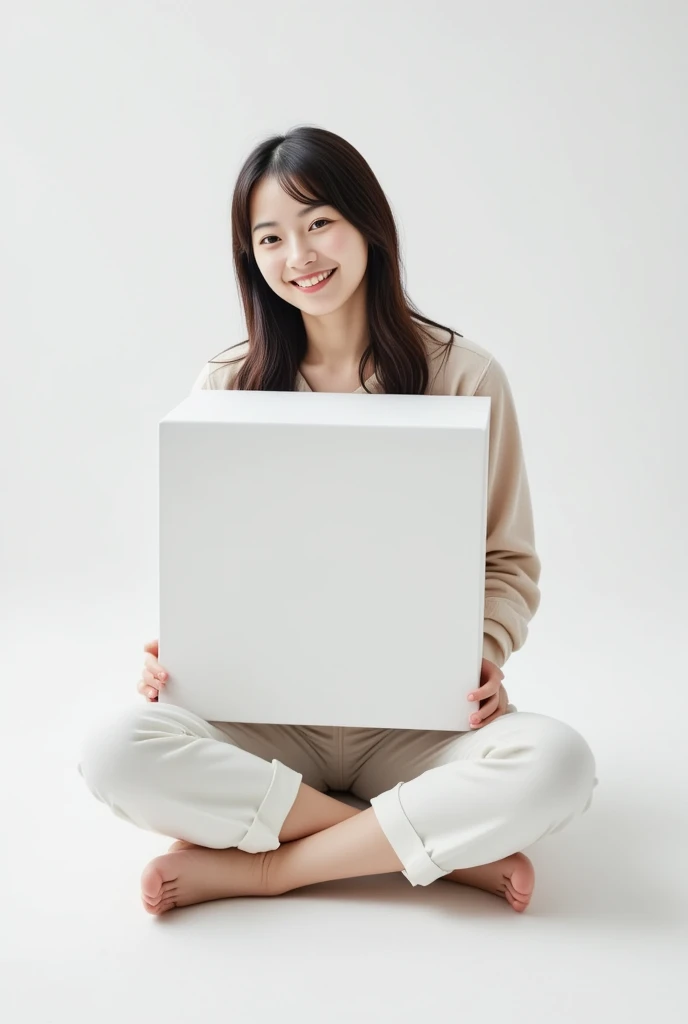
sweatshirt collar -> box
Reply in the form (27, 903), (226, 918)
(295, 370), (381, 394)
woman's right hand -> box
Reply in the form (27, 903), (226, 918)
(137, 639), (168, 702)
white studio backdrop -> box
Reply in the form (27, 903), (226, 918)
(0, 1), (686, 754)
(2, 5), (688, 1018)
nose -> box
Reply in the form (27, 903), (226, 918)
(287, 241), (317, 271)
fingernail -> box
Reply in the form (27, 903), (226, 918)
(147, 687), (156, 698)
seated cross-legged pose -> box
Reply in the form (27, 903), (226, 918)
(78, 125), (598, 917)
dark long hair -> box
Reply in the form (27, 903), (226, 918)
(217, 125), (460, 394)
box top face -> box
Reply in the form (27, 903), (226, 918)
(161, 390), (490, 430)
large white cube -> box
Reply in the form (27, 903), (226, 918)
(158, 389), (490, 731)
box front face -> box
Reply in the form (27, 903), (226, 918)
(159, 418), (487, 730)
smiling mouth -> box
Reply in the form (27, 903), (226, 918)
(291, 268), (337, 289)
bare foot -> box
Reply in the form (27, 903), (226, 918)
(441, 852), (535, 912)
(140, 840), (278, 916)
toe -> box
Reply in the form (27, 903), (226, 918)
(141, 891), (179, 915)
(142, 895), (165, 915)
(505, 878), (528, 900)
(141, 854), (181, 905)
(509, 855), (535, 895)
(141, 855), (180, 898)
(142, 887), (175, 908)
(141, 866), (164, 902)
(505, 889), (529, 912)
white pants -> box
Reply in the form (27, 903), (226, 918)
(77, 702), (598, 887)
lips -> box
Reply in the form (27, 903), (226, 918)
(291, 268), (337, 287)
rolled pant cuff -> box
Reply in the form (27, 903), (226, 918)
(237, 759), (303, 854)
(370, 782), (447, 887)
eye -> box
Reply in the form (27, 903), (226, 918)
(259, 218), (331, 246)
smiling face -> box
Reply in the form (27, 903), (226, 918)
(249, 175), (369, 315)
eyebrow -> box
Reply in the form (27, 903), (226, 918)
(252, 201), (332, 235)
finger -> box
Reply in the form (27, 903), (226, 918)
(471, 688), (509, 728)
(143, 667), (167, 688)
(470, 693), (500, 726)
(468, 679), (500, 703)
(143, 640), (158, 654)
(137, 678), (159, 701)
(471, 663), (504, 701)
(144, 655), (167, 679)
(472, 707), (506, 729)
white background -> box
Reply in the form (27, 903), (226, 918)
(1, 2), (686, 1021)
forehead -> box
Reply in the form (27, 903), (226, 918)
(250, 175), (323, 221)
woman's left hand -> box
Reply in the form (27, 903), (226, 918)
(467, 658), (509, 729)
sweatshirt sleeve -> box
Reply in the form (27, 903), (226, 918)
(473, 357), (541, 668)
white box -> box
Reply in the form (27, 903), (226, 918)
(158, 390), (490, 731)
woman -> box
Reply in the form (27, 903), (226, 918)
(77, 125), (598, 916)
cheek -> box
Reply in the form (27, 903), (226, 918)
(335, 231), (368, 273)
(324, 225), (359, 260)
(256, 253), (282, 280)
(326, 235), (347, 258)
(327, 234), (352, 262)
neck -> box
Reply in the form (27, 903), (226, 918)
(300, 283), (369, 373)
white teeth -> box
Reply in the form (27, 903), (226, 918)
(295, 269), (334, 288)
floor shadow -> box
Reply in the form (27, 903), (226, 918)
(320, 789), (686, 932)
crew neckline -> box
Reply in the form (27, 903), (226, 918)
(295, 369), (380, 394)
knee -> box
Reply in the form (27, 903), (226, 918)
(76, 703), (170, 800)
(512, 713), (598, 801)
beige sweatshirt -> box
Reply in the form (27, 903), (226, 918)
(190, 322), (541, 670)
